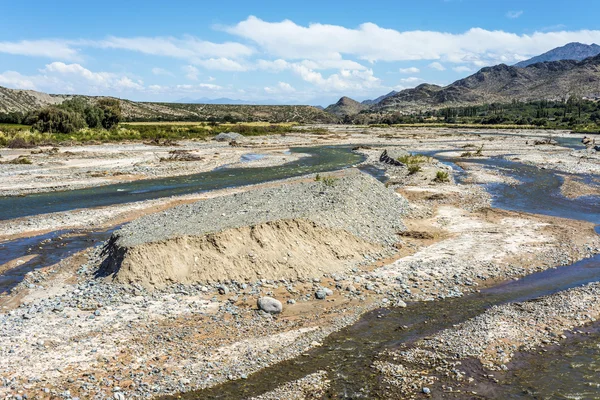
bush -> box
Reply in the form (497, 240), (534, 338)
(434, 170), (450, 183)
(32, 107), (86, 134)
(408, 164), (422, 175)
(321, 175), (338, 187)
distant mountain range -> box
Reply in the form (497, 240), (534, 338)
(515, 42), (600, 68)
(324, 43), (600, 116)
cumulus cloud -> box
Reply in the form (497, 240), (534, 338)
(152, 67), (173, 76)
(182, 65), (199, 80)
(453, 65), (472, 73)
(226, 16), (600, 67)
(0, 40), (80, 60)
(399, 67), (420, 74)
(94, 36), (253, 60)
(193, 58), (247, 71)
(399, 77), (424, 84)
(264, 81), (296, 94)
(1, 62), (145, 94)
(429, 62), (446, 71)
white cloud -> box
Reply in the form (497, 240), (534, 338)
(208, 76), (216, 82)
(264, 81), (296, 94)
(182, 65), (199, 80)
(0, 40), (80, 60)
(193, 58), (247, 71)
(429, 62), (446, 71)
(399, 67), (420, 74)
(42, 62), (113, 85)
(1, 62), (145, 94)
(0, 71), (39, 90)
(152, 67), (173, 76)
(226, 16), (600, 67)
(506, 11), (524, 19)
(399, 77), (424, 84)
(453, 65), (472, 73)
(95, 36), (253, 60)
(198, 83), (222, 90)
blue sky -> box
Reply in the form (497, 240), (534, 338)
(1, 0), (599, 105)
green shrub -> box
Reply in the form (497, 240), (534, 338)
(5, 156), (32, 164)
(434, 170), (450, 183)
(32, 107), (86, 134)
(460, 151), (473, 157)
(321, 175), (338, 187)
(408, 164), (422, 175)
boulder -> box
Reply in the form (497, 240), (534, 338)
(257, 297), (283, 314)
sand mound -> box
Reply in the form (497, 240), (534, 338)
(106, 219), (381, 288)
(102, 169), (408, 288)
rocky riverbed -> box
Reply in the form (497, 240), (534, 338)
(0, 127), (599, 399)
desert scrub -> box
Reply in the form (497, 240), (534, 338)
(397, 154), (431, 166)
(460, 151), (473, 157)
(319, 175), (338, 187)
(474, 145), (484, 156)
(407, 164), (422, 175)
(434, 170), (450, 183)
(4, 155), (33, 165)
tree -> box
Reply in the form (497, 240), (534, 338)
(97, 99), (122, 129)
(32, 107), (86, 133)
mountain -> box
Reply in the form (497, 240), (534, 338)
(375, 54), (600, 113)
(515, 42), (600, 68)
(361, 91), (398, 105)
(0, 86), (337, 123)
(324, 96), (368, 116)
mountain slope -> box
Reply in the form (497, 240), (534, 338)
(515, 42), (600, 68)
(0, 86), (338, 123)
(376, 54), (600, 112)
(361, 91), (398, 105)
(324, 96), (368, 116)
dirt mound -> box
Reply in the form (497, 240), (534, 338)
(102, 169), (408, 288)
(106, 219), (381, 288)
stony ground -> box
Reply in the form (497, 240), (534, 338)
(0, 127), (599, 399)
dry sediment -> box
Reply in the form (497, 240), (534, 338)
(103, 169), (409, 288)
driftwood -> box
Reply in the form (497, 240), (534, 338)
(379, 150), (404, 166)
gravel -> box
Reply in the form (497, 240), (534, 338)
(111, 168), (409, 249)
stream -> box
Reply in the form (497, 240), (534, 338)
(1, 139), (600, 398)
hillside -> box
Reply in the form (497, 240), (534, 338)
(324, 96), (368, 116)
(515, 42), (600, 68)
(0, 86), (338, 124)
(361, 91), (398, 105)
(375, 55), (600, 113)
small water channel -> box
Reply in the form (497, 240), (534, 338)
(0, 146), (364, 221)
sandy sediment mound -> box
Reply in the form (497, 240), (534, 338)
(102, 169), (408, 288)
(108, 219), (381, 287)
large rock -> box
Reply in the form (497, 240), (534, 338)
(257, 297), (283, 314)
(214, 132), (245, 142)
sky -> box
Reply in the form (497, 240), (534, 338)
(1, 0), (600, 106)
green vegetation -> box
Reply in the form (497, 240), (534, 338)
(3, 155), (32, 165)
(407, 164), (422, 175)
(0, 120), (323, 148)
(353, 99), (600, 132)
(434, 170), (450, 183)
(397, 154), (431, 166)
(319, 175), (338, 187)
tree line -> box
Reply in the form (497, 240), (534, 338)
(0, 98), (121, 133)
